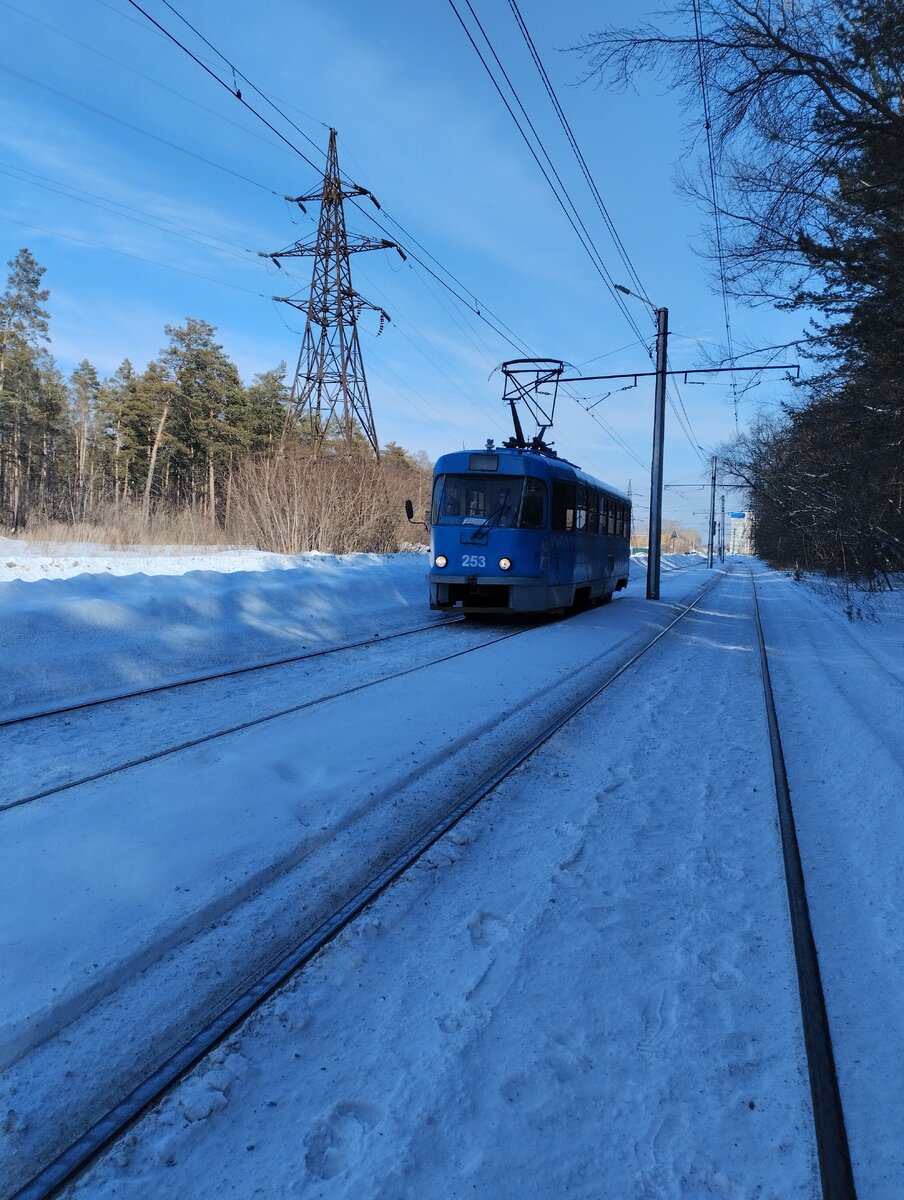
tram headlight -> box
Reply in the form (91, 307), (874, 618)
(498, 557), (513, 571)
(434, 554), (448, 568)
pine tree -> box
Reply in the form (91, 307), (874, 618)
(161, 318), (244, 521)
(242, 364), (291, 452)
(0, 248), (51, 528)
(70, 360), (101, 517)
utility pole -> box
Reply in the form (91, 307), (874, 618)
(558, 323), (797, 596)
(267, 128), (403, 458)
(720, 493), (726, 562)
(611, 285), (668, 600)
(647, 305), (668, 600)
(707, 456), (717, 568)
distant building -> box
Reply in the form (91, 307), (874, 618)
(728, 512), (753, 554)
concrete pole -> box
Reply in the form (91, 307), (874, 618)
(707, 455), (717, 568)
(720, 493), (726, 562)
(646, 306), (668, 600)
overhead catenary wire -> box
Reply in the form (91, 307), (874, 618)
(493, 1), (707, 467)
(443, 0), (701, 473)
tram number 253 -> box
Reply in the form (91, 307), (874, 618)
(461, 554), (486, 568)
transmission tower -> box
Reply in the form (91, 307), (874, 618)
(267, 128), (403, 457)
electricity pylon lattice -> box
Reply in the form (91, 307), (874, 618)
(268, 127), (402, 457)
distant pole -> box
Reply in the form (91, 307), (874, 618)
(720, 494), (726, 562)
(707, 456), (717, 568)
(646, 305), (669, 600)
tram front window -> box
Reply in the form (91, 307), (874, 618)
(434, 475), (523, 526)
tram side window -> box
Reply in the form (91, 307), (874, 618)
(588, 489), (599, 534)
(552, 481), (576, 531)
(616, 503), (624, 537)
(606, 496), (616, 535)
(519, 477), (547, 529)
(575, 485), (588, 532)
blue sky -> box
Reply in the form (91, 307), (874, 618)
(1, 0), (804, 533)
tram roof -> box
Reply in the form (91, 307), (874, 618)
(433, 446), (631, 504)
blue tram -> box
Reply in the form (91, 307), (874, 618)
(427, 442), (631, 615)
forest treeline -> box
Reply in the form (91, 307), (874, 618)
(583, 0), (904, 584)
(0, 248), (430, 552)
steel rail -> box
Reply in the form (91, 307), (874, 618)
(750, 572), (857, 1200)
(0, 616), (464, 729)
(11, 571), (725, 1200)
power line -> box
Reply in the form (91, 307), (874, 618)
(0, 0), (287, 157)
(126, 0), (531, 358)
(691, 0), (739, 431)
(86, 0), (652, 471)
(0, 213), (271, 297)
(123, 0), (667, 493)
(445, 0), (662, 468)
(448, 0), (650, 349)
(154, 0), (329, 163)
(119, 0), (535, 358)
(353, 200), (532, 356)
(0, 64), (282, 197)
(490, 3), (708, 469)
(506, 0), (651, 308)
(0, 163), (261, 263)
(123, 0), (324, 175)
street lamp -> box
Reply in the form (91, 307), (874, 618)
(614, 284), (668, 600)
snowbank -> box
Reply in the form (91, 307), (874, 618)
(0, 545), (431, 719)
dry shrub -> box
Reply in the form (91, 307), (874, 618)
(227, 449), (430, 555)
(22, 501), (236, 551)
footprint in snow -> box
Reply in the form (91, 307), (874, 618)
(467, 911), (509, 949)
(304, 1100), (385, 1181)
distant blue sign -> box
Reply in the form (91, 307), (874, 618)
(729, 511), (746, 518)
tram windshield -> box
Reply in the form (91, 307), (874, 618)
(432, 475), (547, 529)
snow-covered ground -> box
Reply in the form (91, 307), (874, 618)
(1, 542), (902, 1199)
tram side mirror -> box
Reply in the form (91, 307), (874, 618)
(404, 498), (429, 532)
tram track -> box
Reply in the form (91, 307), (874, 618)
(1, 618), (532, 813)
(751, 572), (856, 1200)
(0, 616), (464, 729)
(11, 572), (727, 1200)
